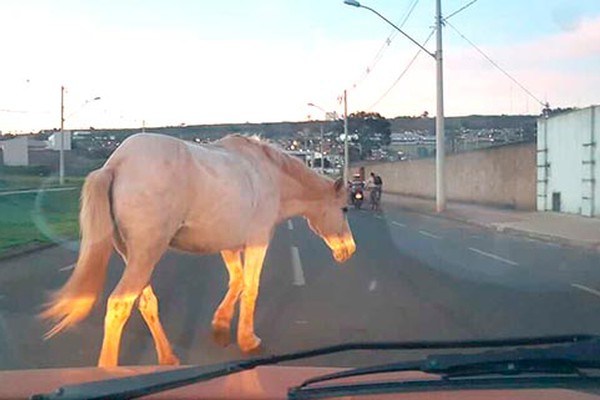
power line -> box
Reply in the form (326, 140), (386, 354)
(446, 0), (480, 20)
(444, 19), (547, 108)
(0, 109), (27, 113)
(350, 0), (421, 91)
(368, 28), (435, 111)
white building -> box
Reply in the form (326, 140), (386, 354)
(537, 106), (600, 216)
(47, 131), (72, 151)
(0, 136), (29, 166)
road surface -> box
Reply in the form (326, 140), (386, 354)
(2, 203), (600, 370)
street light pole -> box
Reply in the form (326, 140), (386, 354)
(58, 89), (101, 185)
(435, 0), (446, 212)
(343, 0), (445, 212)
(59, 85), (65, 185)
(320, 123), (325, 174)
(343, 89), (349, 184)
(307, 102), (334, 175)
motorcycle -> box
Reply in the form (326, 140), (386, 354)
(349, 184), (364, 209)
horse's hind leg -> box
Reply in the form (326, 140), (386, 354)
(97, 245), (165, 367)
(212, 249), (243, 347)
(138, 285), (180, 365)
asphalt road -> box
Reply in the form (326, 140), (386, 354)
(2, 203), (600, 371)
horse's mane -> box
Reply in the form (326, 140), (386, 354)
(218, 134), (333, 190)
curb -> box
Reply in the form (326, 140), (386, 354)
(381, 199), (600, 253)
(491, 225), (600, 253)
(0, 242), (58, 261)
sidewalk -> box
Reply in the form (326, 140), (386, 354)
(381, 193), (600, 251)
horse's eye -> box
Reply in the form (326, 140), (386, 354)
(342, 207), (348, 213)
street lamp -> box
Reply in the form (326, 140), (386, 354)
(307, 102), (329, 175)
(343, 0), (446, 212)
(59, 86), (101, 185)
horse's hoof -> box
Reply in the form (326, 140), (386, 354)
(160, 354), (181, 366)
(238, 335), (262, 353)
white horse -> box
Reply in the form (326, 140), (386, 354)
(41, 133), (356, 367)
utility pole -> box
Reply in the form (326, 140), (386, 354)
(435, 0), (446, 212)
(343, 89), (349, 184)
(59, 85), (65, 185)
(320, 123), (325, 174)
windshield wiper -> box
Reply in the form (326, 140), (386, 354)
(31, 334), (598, 400)
(289, 336), (600, 399)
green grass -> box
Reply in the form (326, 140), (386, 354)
(0, 188), (81, 255)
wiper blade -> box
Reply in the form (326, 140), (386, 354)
(289, 376), (600, 399)
(289, 336), (600, 399)
(31, 334), (597, 400)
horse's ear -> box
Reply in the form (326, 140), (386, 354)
(334, 177), (344, 193)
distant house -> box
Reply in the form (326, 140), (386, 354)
(537, 105), (600, 216)
(47, 131), (72, 150)
(0, 136), (28, 166)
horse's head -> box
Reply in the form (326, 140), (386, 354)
(305, 177), (356, 263)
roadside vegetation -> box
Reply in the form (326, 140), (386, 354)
(0, 165), (85, 192)
(0, 183), (80, 257)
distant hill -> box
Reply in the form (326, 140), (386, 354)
(388, 114), (537, 133)
(41, 114), (539, 141)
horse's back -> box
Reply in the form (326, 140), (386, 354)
(103, 133), (275, 254)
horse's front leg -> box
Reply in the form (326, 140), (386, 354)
(212, 249), (243, 346)
(237, 244), (268, 353)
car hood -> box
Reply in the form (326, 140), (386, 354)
(2, 365), (600, 400)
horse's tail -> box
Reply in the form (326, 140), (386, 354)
(40, 167), (115, 338)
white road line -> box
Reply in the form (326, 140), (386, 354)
(391, 221), (406, 227)
(59, 264), (75, 272)
(374, 215), (383, 220)
(418, 230), (441, 239)
(468, 247), (519, 266)
(290, 246), (306, 286)
(287, 220), (294, 230)
(571, 283), (600, 298)
(368, 280), (378, 292)
(544, 242), (562, 248)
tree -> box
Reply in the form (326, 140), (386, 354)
(337, 111), (391, 159)
(544, 106), (577, 117)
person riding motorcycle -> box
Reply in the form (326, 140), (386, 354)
(348, 173), (365, 206)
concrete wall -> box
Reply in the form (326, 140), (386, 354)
(1, 137), (28, 166)
(537, 106), (600, 216)
(354, 141), (536, 210)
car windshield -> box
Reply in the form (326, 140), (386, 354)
(1, 0), (600, 384)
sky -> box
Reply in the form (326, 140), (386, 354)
(0, 0), (599, 133)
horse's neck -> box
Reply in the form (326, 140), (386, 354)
(276, 168), (329, 221)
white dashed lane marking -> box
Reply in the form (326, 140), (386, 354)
(572, 283), (600, 299)
(59, 264), (75, 272)
(368, 280), (378, 292)
(291, 246), (306, 286)
(468, 247), (519, 266)
(418, 230), (441, 240)
(287, 220), (294, 230)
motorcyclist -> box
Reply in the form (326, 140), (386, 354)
(348, 173), (365, 204)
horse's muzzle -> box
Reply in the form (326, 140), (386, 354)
(331, 234), (356, 263)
